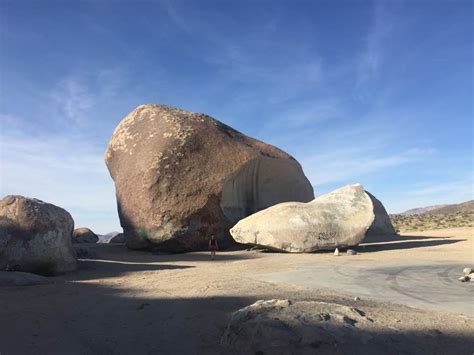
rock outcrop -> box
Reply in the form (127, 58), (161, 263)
(72, 227), (98, 244)
(221, 299), (376, 353)
(230, 184), (374, 252)
(105, 104), (314, 252)
(0, 195), (77, 275)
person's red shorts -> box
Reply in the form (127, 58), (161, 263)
(209, 245), (217, 251)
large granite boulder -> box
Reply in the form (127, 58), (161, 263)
(105, 104), (314, 252)
(230, 184), (374, 252)
(364, 191), (397, 241)
(72, 227), (98, 244)
(0, 195), (77, 275)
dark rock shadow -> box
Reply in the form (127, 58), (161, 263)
(359, 237), (465, 252)
(362, 233), (448, 243)
(66, 259), (194, 281)
(73, 243), (258, 264)
(0, 279), (472, 355)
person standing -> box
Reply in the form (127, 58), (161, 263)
(208, 235), (218, 260)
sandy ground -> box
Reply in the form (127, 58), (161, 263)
(1, 227), (473, 354)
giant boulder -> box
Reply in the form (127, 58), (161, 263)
(0, 195), (77, 275)
(230, 184), (374, 252)
(105, 104), (314, 251)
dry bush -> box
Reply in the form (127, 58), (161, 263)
(390, 211), (474, 232)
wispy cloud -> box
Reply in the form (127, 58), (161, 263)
(162, 0), (193, 35)
(51, 78), (94, 124)
(301, 147), (435, 186)
(49, 67), (127, 127)
(0, 129), (119, 233)
(1, 68), (129, 233)
(408, 179), (474, 197)
(160, 0), (324, 104)
(357, 1), (396, 88)
(386, 178), (474, 213)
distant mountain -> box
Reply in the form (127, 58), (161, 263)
(401, 204), (448, 215)
(97, 231), (121, 243)
(425, 200), (474, 215)
(401, 200), (473, 215)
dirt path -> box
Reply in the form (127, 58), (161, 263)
(0, 228), (473, 354)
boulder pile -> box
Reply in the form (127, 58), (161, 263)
(105, 104), (314, 252)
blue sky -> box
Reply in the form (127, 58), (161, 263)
(1, 0), (472, 233)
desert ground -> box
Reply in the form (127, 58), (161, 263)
(1, 227), (473, 354)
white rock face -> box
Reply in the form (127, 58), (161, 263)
(230, 184), (375, 252)
(0, 195), (77, 275)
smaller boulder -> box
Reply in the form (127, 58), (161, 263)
(72, 228), (98, 244)
(110, 233), (125, 243)
(0, 195), (77, 275)
(0, 271), (52, 286)
(347, 249), (357, 255)
(463, 267), (472, 275)
(230, 184), (375, 252)
(221, 299), (374, 353)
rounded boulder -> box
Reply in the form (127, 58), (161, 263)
(0, 195), (77, 275)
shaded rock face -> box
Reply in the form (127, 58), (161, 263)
(230, 184), (374, 252)
(221, 299), (376, 353)
(0, 196), (77, 275)
(110, 233), (125, 243)
(365, 191), (397, 237)
(105, 104), (314, 252)
(72, 228), (98, 244)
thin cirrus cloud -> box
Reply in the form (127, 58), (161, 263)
(0, 129), (118, 233)
(356, 1), (396, 88)
(300, 147), (436, 186)
(387, 178), (474, 213)
(0, 69), (128, 233)
(48, 68), (128, 127)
